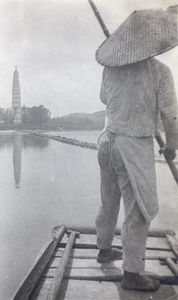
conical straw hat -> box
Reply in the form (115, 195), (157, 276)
(96, 5), (178, 66)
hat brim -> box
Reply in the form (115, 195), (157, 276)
(96, 6), (178, 66)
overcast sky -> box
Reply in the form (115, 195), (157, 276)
(0, 0), (178, 117)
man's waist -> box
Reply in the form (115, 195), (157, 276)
(105, 123), (155, 138)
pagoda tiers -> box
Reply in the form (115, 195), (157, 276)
(12, 66), (21, 124)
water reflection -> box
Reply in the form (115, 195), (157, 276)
(0, 134), (13, 148)
(0, 132), (49, 189)
(13, 133), (22, 189)
(12, 133), (50, 189)
(22, 134), (50, 148)
(0, 132), (50, 149)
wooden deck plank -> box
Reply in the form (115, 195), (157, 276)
(49, 255), (176, 270)
(146, 249), (176, 260)
(43, 258), (174, 278)
(56, 279), (178, 300)
(53, 248), (176, 260)
(30, 278), (178, 300)
(59, 234), (171, 251)
(65, 226), (176, 237)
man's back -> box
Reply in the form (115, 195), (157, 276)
(101, 58), (177, 142)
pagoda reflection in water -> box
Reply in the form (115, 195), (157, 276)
(12, 133), (50, 189)
(13, 132), (22, 189)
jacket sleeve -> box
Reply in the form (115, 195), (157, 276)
(100, 68), (107, 105)
(158, 64), (178, 149)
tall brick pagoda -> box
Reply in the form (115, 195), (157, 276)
(12, 66), (21, 124)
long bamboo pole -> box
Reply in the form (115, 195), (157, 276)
(155, 132), (178, 184)
(88, 0), (110, 38)
(88, 0), (178, 185)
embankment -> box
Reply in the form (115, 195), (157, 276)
(32, 132), (98, 150)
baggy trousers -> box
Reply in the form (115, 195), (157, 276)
(96, 131), (150, 273)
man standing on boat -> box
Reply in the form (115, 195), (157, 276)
(95, 6), (178, 291)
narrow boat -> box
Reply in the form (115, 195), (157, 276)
(11, 225), (178, 300)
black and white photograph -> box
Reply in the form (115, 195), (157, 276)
(0, 0), (178, 299)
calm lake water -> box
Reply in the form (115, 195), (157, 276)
(0, 131), (178, 300)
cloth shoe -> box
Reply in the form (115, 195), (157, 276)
(97, 247), (122, 263)
(121, 271), (160, 292)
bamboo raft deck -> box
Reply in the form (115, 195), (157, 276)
(12, 226), (178, 300)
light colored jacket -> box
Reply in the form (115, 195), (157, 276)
(100, 58), (178, 149)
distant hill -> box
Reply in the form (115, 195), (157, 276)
(50, 110), (164, 131)
(50, 111), (105, 130)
